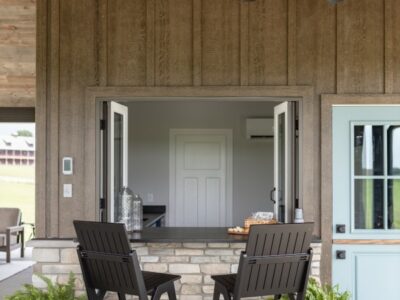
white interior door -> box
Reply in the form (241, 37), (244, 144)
(169, 129), (233, 227)
(274, 102), (295, 223)
(108, 101), (128, 222)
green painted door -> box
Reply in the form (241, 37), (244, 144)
(332, 106), (400, 299)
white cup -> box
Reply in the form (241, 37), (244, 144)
(294, 208), (304, 223)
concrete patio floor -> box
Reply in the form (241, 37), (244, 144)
(0, 247), (35, 298)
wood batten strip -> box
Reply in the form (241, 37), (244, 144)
(287, 0), (296, 86)
(239, 0), (249, 86)
(384, 0), (394, 94)
(97, 0), (108, 86)
(146, 0), (155, 86)
(334, 240), (400, 245)
(36, 0), (48, 238)
(192, 0), (202, 86)
(48, 0), (60, 237)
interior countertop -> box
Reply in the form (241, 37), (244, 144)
(129, 227), (251, 243)
(128, 227), (321, 243)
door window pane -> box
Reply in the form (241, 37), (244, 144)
(388, 179), (400, 229)
(387, 126), (400, 175)
(354, 179), (384, 229)
(114, 112), (124, 221)
(278, 113), (285, 223)
(354, 125), (384, 176)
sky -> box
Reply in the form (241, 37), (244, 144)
(0, 123), (35, 137)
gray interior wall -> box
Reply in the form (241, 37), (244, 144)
(126, 101), (278, 225)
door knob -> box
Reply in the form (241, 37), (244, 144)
(336, 224), (346, 233)
(336, 250), (346, 260)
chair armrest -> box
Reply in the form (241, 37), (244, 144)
(6, 226), (24, 234)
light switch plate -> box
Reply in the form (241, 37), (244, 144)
(63, 184), (72, 198)
(147, 193), (154, 202)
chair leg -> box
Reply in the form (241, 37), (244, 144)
(288, 293), (296, 300)
(274, 295), (282, 300)
(151, 282), (171, 300)
(213, 282), (231, 300)
(118, 292), (126, 300)
(213, 285), (221, 300)
(296, 292), (305, 300)
(6, 248), (10, 263)
(6, 230), (10, 263)
(167, 282), (177, 300)
(152, 287), (164, 300)
(21, 230), (24, 258)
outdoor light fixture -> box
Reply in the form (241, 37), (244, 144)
(327, 0), (343, 4)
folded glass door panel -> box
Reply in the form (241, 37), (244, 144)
(273, 102), (295, 223)
(107, 102), (128, 222)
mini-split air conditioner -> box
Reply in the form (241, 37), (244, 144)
(245, 118), (274, 139)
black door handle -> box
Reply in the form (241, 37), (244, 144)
(270, 188), (276, 204)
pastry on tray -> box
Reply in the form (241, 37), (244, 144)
(227, 226), (247, 234)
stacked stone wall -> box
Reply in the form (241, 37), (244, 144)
(31, 241), (322, 299)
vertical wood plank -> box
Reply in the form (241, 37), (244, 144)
(35, 0), (48, 238)
(288, 0), (296, 85)
(48, 0), (60, 237)
(239, 0), (249, 86)
(248, 0), (288, 85)
(201, 0), (240, 85)
(192, 0), (202, 86)
(146, 0), (155, 86)
(296, 0), (336, 93)
(107, 0), (147, 86)
(155, 0), (193, 86)
(97, 0), (108, 86)
(337, 0), (385, 93)
(59, 0), (98, 237)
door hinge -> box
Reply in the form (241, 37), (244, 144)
(100, 198), (106, 209)
(295, 119), (299, 131)
(100, 119), (106, 130)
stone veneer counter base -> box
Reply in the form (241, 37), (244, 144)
(28, 228), (322, 299)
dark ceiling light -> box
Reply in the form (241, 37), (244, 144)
(328, 0), (344, 4)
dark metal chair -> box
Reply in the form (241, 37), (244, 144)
(212, 223), (314, 300)
(73, 220), (181, 300)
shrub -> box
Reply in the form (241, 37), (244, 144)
(305, 278), (350, 300)
(269, 278), (351, 300)
(6, 272), (86, 300)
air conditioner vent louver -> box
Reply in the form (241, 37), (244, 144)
(246, 118), (273, 139)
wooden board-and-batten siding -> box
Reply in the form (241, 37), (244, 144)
(33, 0), (400, 284)
(0, 0), (35, 106)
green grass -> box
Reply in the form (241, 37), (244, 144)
(0, 165), (34, 179)
(0, 166), (35, 240)
(364, 179), (373, 229)
(392, 180), (400, 229)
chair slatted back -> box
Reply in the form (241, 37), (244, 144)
(73, 221), (147, 297)
(235, 223), (314, 298)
